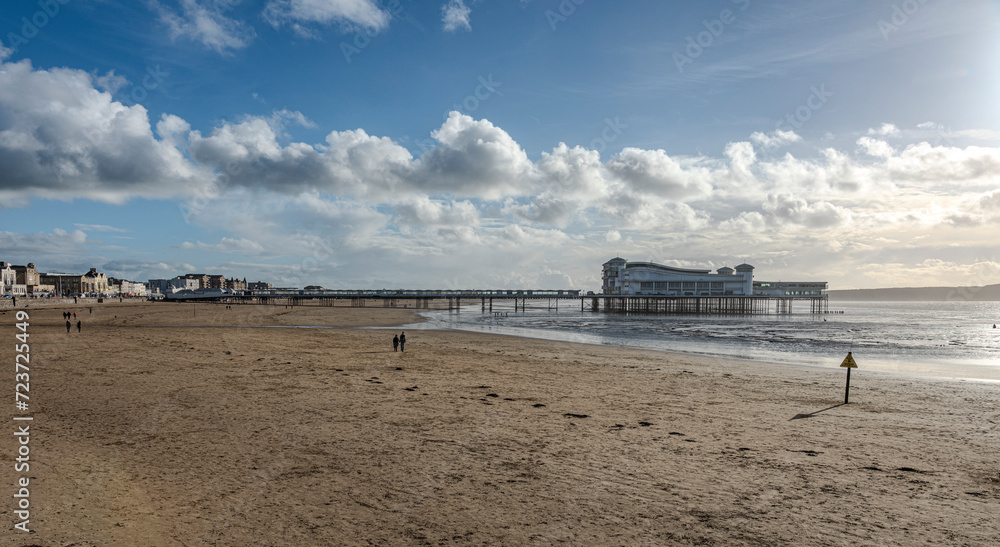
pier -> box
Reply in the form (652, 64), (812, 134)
(216, 289), (829, 315)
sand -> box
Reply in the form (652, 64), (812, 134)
(2, 302), (999, 546)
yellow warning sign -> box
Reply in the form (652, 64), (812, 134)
(840, 352), (858, 368)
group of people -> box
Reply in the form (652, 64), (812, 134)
(392, 332), (406, 352)
(63, 311), (82, 333)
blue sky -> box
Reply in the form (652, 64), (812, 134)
(2, 0), (999, 290)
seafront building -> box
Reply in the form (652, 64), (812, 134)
(0, 262), (20, 296)
(601, 258), (827, 298)
(11, 263), (39, 295)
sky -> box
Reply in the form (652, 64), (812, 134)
(1, 0), (999, 291)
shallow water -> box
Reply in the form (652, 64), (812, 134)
(412, 300), (1000, 381)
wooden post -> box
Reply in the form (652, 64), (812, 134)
(840, 351), (857, 403)
(844, 367), (851, 404)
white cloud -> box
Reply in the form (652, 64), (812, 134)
(177, 237), (266, 254)
(0, 58), (209, 203)
(867, 122), (900, 136)
(719, 211), (767, 233)
(442, 0), (472, 32)
(154, 0), (256, 54)
(93, 70), (129, 94)
(762, 193), (852, 228)
(0, 229), (89, 258)
(750, 129), (802, 149)
(395, 196), (480, 227)
(606, 148), (713, 201)
(264, 0), (390, 33)
(8, 55), (1000, 288)
(420, 112), (532, 198)
(74, 224), (129, 233)
(857, 136), (895, 158)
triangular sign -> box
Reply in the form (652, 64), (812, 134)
(840, 352), (858, 368)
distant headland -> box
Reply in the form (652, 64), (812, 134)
(827, 284), (1000, 301)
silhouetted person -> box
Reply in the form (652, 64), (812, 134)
(392, 335), (399, 352)
(65, 320), (71, 333)
(77, 321), (81, 333)
(399, 332), (406, 352)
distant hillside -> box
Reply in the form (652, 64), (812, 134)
(827, 284), (1000, 301)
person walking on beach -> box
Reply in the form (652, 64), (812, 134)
(76, 321), (81, 333)
(65, 320), (71, 333)
(399, 332), (406, 352)
(393, 334), (399, 352)
(73, 312), (77, 319)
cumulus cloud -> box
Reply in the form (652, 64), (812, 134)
(606, 148), (713, 201)
(420, 112), (532, 198)
(762, 193), (852, 228)
(154, 0), (256, 54)
(857, 136), (895, 158)
(442, 0), (472, 32)
(0, 58), (209, 203)
(719, 211), (767, 233)
(8, 55), (1000, 288)
(395, 196), (480, 227)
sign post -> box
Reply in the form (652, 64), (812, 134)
(840, 352), (858, 403)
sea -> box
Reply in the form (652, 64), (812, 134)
(410, 300), (1000, 382)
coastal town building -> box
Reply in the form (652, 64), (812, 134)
(601, 258), (826, 297)
(248, 281), (273, 291)
(1, 262), (17, 296)
(40, 273), (83, 296)
(148, 277), (200, 295)
(12, 263), (39, 295)
(110, 279), (148, 296)
(183, 273), (210, 289)
(82, 268), (110, 294)
(148, 274), (249, 294)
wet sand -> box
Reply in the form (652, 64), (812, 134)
(2, 302), (999, 545)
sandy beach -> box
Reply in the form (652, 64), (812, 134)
(2, 301), (999, 546)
